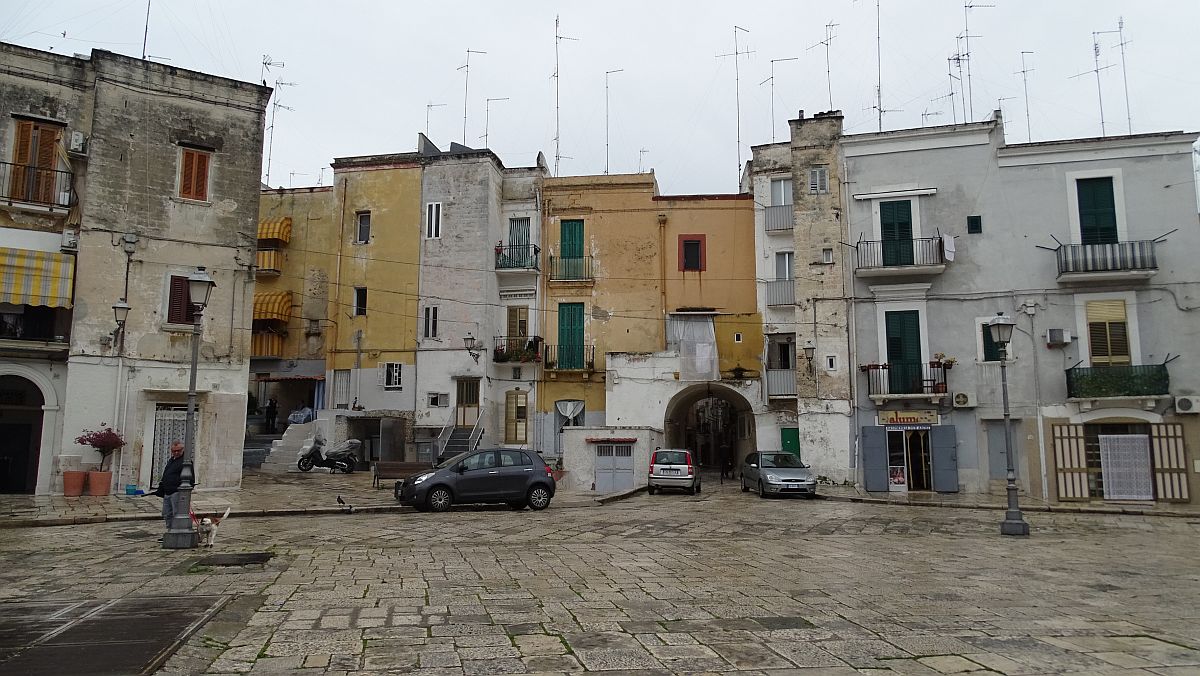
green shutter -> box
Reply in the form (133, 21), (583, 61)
(558, 303), (584, 369)
(982, 323), (1003, 361)
(1077, 177), (1117, 245)
(560, 220), (584, 279)
(885, 310), (922, 393)
(880, 200), (914, 266)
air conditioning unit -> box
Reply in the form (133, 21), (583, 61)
(952, 391), (978, 408)
(1175, 396), (1200, 414)
(1046, 328), (1073, 347)
(60, 228), (78, 251)
(68, 131), (88, 154)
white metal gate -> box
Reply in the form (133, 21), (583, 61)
(595, 444), (634, 493)
(150, 406), (187, 488)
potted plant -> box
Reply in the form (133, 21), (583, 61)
(75, 424), (126, 496)
(931, 353), (958, 370)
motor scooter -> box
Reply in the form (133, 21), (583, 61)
(297, 435), (360, 473)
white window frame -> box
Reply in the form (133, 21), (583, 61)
(821, 247), (835, 264)
(769, 177), (793, 206)
(808, 165), (829, 194)
(870, 284), (932, 367)
(1074, 290), (1141, 366)
(427, 392), (449, 407)
(355, 211), (371, 244)
(1065, 168), (1127, 245)
(775, 251), (794, 281)
(974, 315), (1017, 363)
(425, 202), (442, 239)
(825, 355), (838, 371)
(353, 287), (367, 316)
(379, 362), (402, 390)
(423, 305), (439, 338)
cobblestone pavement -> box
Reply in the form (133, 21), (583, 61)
(2, 477), (1199, 675)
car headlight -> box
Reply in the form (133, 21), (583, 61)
(765, 474), (780, 483)
(412, 473), (433, 485)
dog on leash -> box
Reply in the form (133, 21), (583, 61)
(197, 507), (231, 547)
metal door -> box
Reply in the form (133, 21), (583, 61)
(595, 444), (633, 493)
(780, 428), (799, 455)
(930, 425), (959, 493)
(862, 426), (888, 492)
(986, 420), (1020, 480)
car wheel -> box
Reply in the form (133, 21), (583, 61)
(758, 481), (768, 499)
(427, 487), (453, 513)
(741, 477), (749, 492)
(695, 481), (702, 494)
(688, 482), (696, 495)
(527, 485), (552, 511)
(297, 457), (314, 472)
(647, 485), (657, 495)
(339, 462), (353, 474)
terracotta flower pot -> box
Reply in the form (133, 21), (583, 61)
(86, 470), (112, 496)
(62, 470), (86, 497)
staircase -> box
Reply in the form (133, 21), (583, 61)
(439, 427), (473, 461)
(257, 421), (315, 473)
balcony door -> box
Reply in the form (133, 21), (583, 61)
(880, 200), (914, 266)
(455, 378), (480, 427)
(557, 302), (584, 369)
(885, 310), (922, 394)
(560, 219), (584, 279)
(508, 217), (531, 267)
(1077, 177), (1118, 245)
(10, 120), (62, 205)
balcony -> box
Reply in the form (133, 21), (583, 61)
(493, 335), (542, 363)
(1066, 364), (1169, 400)
(543, 344), (595, 371)
(1056, 241), (1158, 283)
(0, 306), (69, 355)
(765, 368), (796, 397)
(495, 244), (541, 272)
(256, 248), (283, 276)
(1, 162), (74, 212)
(765, 279), (795, 306)
(548, 255), (593, 282)
(863, 361), (950, 401)
(764, 204), (794, 232)
(854, 238), (946, 278)
(251, 332), (284, 358)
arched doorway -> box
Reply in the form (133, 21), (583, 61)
(663, 383), (756, 472)
(0, 375), (44, 493)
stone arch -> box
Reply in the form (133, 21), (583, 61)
(0, 363), (62, 495)
(663, 383), (756, 470)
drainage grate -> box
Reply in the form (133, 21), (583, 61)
(195, 552), (273, 566)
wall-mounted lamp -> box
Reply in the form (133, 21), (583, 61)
(464, 332), (481, 363)
(111, 298), (131, 352)
(802, 341), (816, 373)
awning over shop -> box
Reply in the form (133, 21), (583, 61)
(0, 247), (74, 308)
(255, 375), (325, 382)
(257, 216), (292, 243)
(253, 290), (292, 322)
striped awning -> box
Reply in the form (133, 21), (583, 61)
(253, 290), (292, 322)
(257, 216), (292, 243)
(0, 247), (75, 308)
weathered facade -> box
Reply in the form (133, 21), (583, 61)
(0, 43), (270, 494)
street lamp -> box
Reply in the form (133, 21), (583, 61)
(463, 332), (481, 363)
(111, 299), (130, 353)
(163, 266), (215, 549)
(988, 312), (1029, 537)
(802, 341), (816, 373)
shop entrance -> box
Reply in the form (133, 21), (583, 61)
(887, 428), (931, 491)
(0, 375), (44, 493)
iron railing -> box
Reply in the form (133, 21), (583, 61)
(0, 306), (67, 342)
(1066, 363), (1169, 399)
(0, 162), (74, 209)
(765, 278), (795, 306)
(766, 368), (797, 397)
(495, 244), (541, 271)
(548, 255), (593, 281)
(856, 237), (945, 270)
(864, 361), (950, 397)
(1056, 241), (1157, 276)
(543, 344), (595, 370)
(764, 204), (794, 232)
(492, 335), (542, 363)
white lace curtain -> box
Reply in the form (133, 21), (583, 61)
(666, 315), (719, 381)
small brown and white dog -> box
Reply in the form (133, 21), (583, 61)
(197, 507), (231, 547)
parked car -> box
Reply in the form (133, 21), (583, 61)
(742, 451), (817, 498)
(395, 448), (556, 512)
(648, 448), (701, 495)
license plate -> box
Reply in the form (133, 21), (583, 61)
(662, 468), (679, 475)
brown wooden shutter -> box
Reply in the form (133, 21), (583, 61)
(1086, 300), (1131, 366)
(33, 126), (59, 203)
(167, 275), (194, 324)
(180, 151), (195, 199)
(10, 121), (33, 199)
(193, 151), (209, 200)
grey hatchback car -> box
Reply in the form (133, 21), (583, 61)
(742, 451), (817, 498)
(395, 448), (556, 512)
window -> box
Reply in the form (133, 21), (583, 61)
(355, 211), (371, 243)
(353, 287), (367, 316)
(734, 332), (743, 343)
(1086, 300), (1130, 366)
(981, 323), (1004, 362)
(379, 362), (402, 390)
(825, 355), (838, 371)
(775, 251), (794, 280)
(821, 247), (835, 264)
(167, 275), (196, 324)
(500, 449), (531, 466)
(462, 451), (496, 471)
(808, 166), (829, 194)
(967, 215), (982, 234)
(427, 392), (449, 407)
(770, 177), (793, 206)
(1077, 177), (1117, 245)
(512, 367), (522, 380)
(425, 202), (442, 239)
(507, 306), (528, 338)
(10, 119), (63, 204)
(423, 305), (439, 338)
(679, 234), (706, 271)
(179, 147), (210, 201)
(505, 389), (528, 444)
(332, 369), (351, 408)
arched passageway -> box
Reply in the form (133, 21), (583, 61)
(0, 375), (44, 493)
(663, 383), (756, 473)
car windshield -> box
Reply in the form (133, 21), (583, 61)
(761, 453), (805, 468)
(654, 450), (689, 465)
(435, 452), (469, 469)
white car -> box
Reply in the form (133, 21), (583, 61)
(647, 448), (701, 495)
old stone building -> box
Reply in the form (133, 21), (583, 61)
(0, 42), (270, 494)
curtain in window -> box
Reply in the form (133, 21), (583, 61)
(667, 314), (720, 381)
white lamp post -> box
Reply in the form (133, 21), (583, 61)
(987, 312), (1030, 537)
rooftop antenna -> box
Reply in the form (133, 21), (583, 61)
(260, 54), (284, 84)
(874, 1), (883, 131)
(264, 79), (296, 187)
(637, 148), (649, 173)
(932, 90), (956, 126)
(716, 26), (753, 184)
(481, 97), (508, 149)
(141, 0), (151, 59)
(552, 15), (579, 176)
(921, 108), (943, 127)
(950, 45), (968, 123)
(1016, 51), (1034, 142)
(458, 49), (487, 145)
(425, 102), (446, 136)
(759, 57), (797, 143)
(996, 96), (1016, 131)
(807, 22), (839, 110)
(604, 69), (623, 174)
(1071, 34), (1114, 136)
(962, 1), (994, 122)
(940, 57), (960, 125)
(317, 167), (327, 186)
(288, 171), (311, 188)
(1096, 18), (1133, 134)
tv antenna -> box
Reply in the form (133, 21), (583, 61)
(1070, 34), (1115, 136)
(552, 15), (579, 175)
(288, 171), (310, 188)
(872, 1), (885, 131)
(260, 54), (284, 84)
(604, 69), (624, 174)
(264, 79), (296, 187)
(481, 97), (508, 149)
(141, 0), (152, 59)
(317, 167), (327, 186)
(759, 57), (797, 143)
(425, 102), (446, 136)
(1016, 51), (1034, 142)
(458, 49), (487, 144)
(921, 108), (942, 127)
(808, 22), (838, 111)
(961, 1), (994, 122)
(638, 148), (649, 173)
(717, 25), (753, 184)
(997, 96), (1016, 129)
(1096, 18), (1132, 134)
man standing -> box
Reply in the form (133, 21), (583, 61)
(154, 440), (186, 530)
(264, 398), (278, 434)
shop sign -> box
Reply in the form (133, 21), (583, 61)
(878, 409), (939, 426)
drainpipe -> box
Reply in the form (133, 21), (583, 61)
(658, 212), (667, 345)
(841, 153), (861, 486)
(1026, 300), (1050, 501)
(331, 178), (348, 388)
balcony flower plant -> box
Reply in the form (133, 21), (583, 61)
(75, 423), (126, 496)
(931, 353), (958, 370)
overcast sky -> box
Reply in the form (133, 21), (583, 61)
(4, 1), (1198, 194)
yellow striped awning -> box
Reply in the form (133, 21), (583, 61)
(253, 290), (292, 322)
(257, 216), (292, 243)
(0, 247), (75, 308)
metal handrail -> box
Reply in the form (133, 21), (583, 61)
(495, 244), (541, 270)
(434, 414), (454, 458)
(467, 399), (486, 452)
(856, 237), (945, 269)
(764, 204), (794, 231)
(0, 161), (74, 209)
(864, 361), (950, 396)
(1056, 240), (1157, 275)
(543, 344), (596, 370)
(1065, 363), (1169, 398)
(548, 255), (593, 281)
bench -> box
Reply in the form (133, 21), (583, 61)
(372, 461), (433, 488)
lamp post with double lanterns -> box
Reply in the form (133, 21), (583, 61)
(987, 312), (1030, 537)
(163, 267), (216, 549)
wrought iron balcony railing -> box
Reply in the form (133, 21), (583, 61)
(1, 161), (74, 209)
(1065, 363), (1169, 399)
(856, 237), (945, 270)
(543, 344), (595, 370)
(495, 244), (541, 271)
(1056, 241), (1157, 276)
(863, 361), (950, 397)
(492, 335), (542, 363)
(548, 255), (593, 281)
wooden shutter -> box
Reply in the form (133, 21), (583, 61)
(12, 120), (33, 165)
(1086, 300), (1130, 366)
(507, 306), (528, 338)
(505, 389), (528, 444)
(167, 275), (194, 324)
(1077, 177), (1117, 245)
(180, 149), (210, 201)
(1053, 424), (1089, 501)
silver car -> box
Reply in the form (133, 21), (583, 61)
(742, 451), (817, 498)
(648, 448), (701, 495)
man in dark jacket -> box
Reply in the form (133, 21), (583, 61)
(154, 440), (186, 529)
(264, 398), (278, 434)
